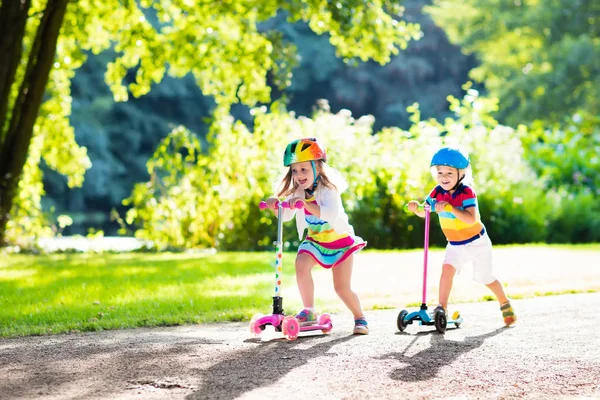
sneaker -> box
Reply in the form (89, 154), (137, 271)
(500, 301), (517, 326)
(295, 309), (317, 326)
(353, 318), (369, 335)
(433, 305), (446, 314)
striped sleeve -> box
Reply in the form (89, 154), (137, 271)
(461, 187), (477, 209)
(425, 186), (438, 207)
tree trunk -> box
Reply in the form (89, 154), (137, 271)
(0, 0), (69, 246)
(0, 0), (31, 145)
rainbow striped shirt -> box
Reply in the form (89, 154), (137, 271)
(304, 195), (354, 248)
(425, 184), (485, 245)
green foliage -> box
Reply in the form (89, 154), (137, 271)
(546, 189), (600, 243)
(103, 0), (421, 108)
(426, 0), (599, 126)
(426, 0), (600, 235)
(43, 0), (470, 236)
(523, 112), (600, 192)
(283, 0), (475, 131)
(4, 0), (422, 247)
(126, 89), (552, 250)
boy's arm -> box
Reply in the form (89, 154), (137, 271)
(413, 206), (426, 219)
(446, 205), (476, 224)
(414, 195), (436, 218)
(444, 188), (478, 224)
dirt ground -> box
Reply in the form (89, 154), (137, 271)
(1, 292), (599, 400)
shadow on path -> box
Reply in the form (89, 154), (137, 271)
(381, 328), (507, 382)
(186, 333), (358, 400)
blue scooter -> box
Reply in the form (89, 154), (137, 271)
(398, 203), (463, 333)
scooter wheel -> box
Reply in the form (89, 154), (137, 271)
(434, 310), (447, 333)
(397, 310), (409, 332)
(318, 313), (333, 334)
(282, 316), (300, 340)
(249, 313), (265, 336)
(452, 311), (461, 328)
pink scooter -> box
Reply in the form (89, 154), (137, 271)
(249, 199), (333, 340)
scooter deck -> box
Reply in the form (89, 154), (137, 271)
(251, 313), (333, 334)
(299, 322), (333, 332)
(404, 309), (464, 326)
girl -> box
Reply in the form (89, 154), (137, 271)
(407, 147), (517, 326)
(264, 137), (369, 335)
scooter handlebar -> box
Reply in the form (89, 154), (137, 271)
(403, 203), (453, 213)
(259, 200), (304, 210)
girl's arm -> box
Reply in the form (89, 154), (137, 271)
(315, 188), (341, 221)
(303, 200), (320, 218)
(288, 196), (322, 218)
(266, 197), (297, 222)
(281, 207), (296, 222)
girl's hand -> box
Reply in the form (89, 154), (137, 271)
(265, 197), (280, 210)
(288, 197), (306, 209)
(407, 200), (420, 213)
(435, 201), (451, 213)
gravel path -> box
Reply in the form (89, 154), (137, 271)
(1, 293), (599, 399)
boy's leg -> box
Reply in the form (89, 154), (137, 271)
(472, 234), (516, 326)
(438, 263), (457, 311)
(485, 279), (508, 305)
(485, 279), (516, 325)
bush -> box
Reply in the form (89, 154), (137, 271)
(546, 189), (600, 244)
(124, 89), (578, 250)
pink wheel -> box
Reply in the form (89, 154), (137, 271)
(318, 313), (333, 334)
(249, 313), (264, 336)
(282, 316), (300, 340)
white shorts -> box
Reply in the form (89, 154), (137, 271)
(443, 232), (496, 284)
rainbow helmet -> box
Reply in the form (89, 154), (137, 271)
(283, 138), (327, 167)
(430, 147), (469, 169)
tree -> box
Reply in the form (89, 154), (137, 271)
(426, 0), (600, 194)
(0, 0), (421, 246)
(426, 0), (599, 127)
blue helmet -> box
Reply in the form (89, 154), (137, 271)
(430, 147), (469, 169)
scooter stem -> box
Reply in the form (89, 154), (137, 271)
(422, 205), (431, 305)
(272, 202), (285, 314)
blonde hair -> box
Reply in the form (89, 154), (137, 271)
(276, 160), (341, 198)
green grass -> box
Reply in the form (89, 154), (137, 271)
(0, 252), (281, 337)
(1, 245), (599, 338)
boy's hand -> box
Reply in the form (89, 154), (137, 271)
(407, 200), (420, 213)
(435, 201), (452, 213)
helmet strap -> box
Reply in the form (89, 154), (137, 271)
(451, 168), (464, 191)
(306, 160), (320, 193)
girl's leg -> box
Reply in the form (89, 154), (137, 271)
(331, 254), (364, 318)
(295, 253), (316, 308)
(438, 264), (457, 310)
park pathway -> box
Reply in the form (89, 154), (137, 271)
(1, 293), (599, 399)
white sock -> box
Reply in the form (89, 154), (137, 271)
(305, 307), (316, 313)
